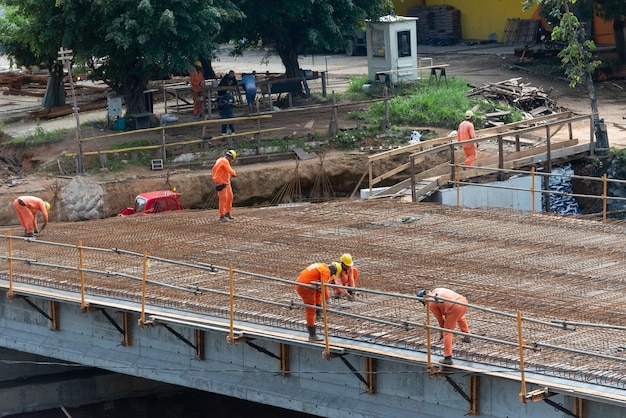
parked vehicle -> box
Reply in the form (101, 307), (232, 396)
(343, 29), (367, 56)
(118, 190), (182, 216)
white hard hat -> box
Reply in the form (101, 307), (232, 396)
(465, 110), (474, 119)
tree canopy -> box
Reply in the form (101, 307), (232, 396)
(225, 0), (393, 79)
(0, 0), (241, 113)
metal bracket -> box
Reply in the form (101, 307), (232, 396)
(22, 296), (52, 322)
(444, 375), (472, 404)
(246, 341), (281, 361)
(338, 354), (371, 393)
(543, 397), (577, 417)
(100, 309), (125, 336)
(99, 309), (132, 346)
(526, 388), (577, 417)
(162, 323), (197, 351)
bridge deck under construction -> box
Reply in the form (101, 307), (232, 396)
(1, 199), (626, 396)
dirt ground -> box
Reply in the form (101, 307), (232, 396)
(0, 45), (625, 219)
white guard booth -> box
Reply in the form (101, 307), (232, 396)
(367, 15), (419, 84)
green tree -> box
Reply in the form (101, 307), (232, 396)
(0, 0), (241, 113)
(523, 0), (608, 149)
(225, 0), (393, 79)
(0, 2), (68, 108)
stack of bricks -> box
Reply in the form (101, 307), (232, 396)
(407, 5), (462, 44)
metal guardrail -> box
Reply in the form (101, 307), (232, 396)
(447, 165), (626, 223)
(356, 112), (595, 198)
(1, 233), (626, 394)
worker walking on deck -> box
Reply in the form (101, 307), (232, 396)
(13, 196), (50, 237)
(211, 150), (237, 222)
(417, 287), (471, 365)
(331, 253), (359, 301)
(457, 110), (477, 167)
(295, 262), (341, 341)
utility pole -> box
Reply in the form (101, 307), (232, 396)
(58, 47), (84, 174)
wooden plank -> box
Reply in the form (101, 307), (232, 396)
(293, 148), (317, 161)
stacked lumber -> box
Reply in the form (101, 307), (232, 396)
(0, 72), (48, 96)
(467, 78), (561, 117)
(407, 5), (461, 45)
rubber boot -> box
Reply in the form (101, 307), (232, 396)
(440, 356), (453, 365)
(315, 305), (322, 320)
(307, 325), (323, 342)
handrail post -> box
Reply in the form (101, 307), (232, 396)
(161, 126), (167, 162)
(455, 164), (461, 208)
(410, 154), (416, 203)
(530, 167), (536, 214)
(368, 161), (373, 198)
(78, 240), (86, 310)
(7, 232), (13, 298)
(138, 253), (148, 326)
(425, 299), (433, 373)
(497, 135), (504, 181)
(602, 174), (607, 224)
(320, 277), (331, 360)
(450, 143), (456, 182)
(228, 265), (235, 344)
(517, 310), (527, 402)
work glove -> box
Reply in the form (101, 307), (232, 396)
(40, 223), (47, 231)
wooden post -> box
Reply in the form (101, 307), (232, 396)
(58, 47), (83, 174)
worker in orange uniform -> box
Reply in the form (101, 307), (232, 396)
(295, 262), (341, 341)
(212, 150), (237, 222)
(331, 253), (359, 301)
(13, 196), (50, 237)
(457, 110), (477, 167)
(189, 61), (205, 119)
(417, 288), (471, 365)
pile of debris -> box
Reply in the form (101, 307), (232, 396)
(467, 78), (562, 122)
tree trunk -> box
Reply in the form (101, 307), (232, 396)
(613, 19), (626, 64)
(275, 45), (301, 79)
(123, 76), (151, 114)
(200, 57), (216, 79)
(42, 65), (66, 109)
(586, 72), (609, 149)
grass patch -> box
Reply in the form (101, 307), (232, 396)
(3, 120), (68, 145)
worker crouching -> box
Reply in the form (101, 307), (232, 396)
(295, 262), (341, 341)
(13, 196), (50, 237)
(332, 253), (359, 301)
(417, 287), (471, 365)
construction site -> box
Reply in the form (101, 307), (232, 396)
(1, 191), (626, 414)
(2, 43), (626, 417)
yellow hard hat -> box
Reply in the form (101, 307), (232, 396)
(330, 261), (342, 278)
(226, 150), (237, 161)
(465, 110), (474, 119)
(44, 201), (50, 211)
(340, 253), (353, 267)
(194, 60), (202, 68)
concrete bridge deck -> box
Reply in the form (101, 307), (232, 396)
(1, 199), (626, 416)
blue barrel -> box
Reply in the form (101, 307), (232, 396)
(114, 118), (127, 131)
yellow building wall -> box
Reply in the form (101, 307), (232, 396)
(394, 0), (539, 41)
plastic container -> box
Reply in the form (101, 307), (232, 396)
(114, 118), (127, 131)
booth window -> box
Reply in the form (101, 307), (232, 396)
(371, 29), (385, 57)
(397, 30), (411, 57)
